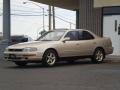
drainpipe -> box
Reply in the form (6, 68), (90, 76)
(3, 0), (11, 43)
(0, 0), (11, 59)
(52, 6), (55, 30)
(76, 9), (80, 29)
(49, 5), (52, 30)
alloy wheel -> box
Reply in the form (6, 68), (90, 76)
(46, 52), (56, 66)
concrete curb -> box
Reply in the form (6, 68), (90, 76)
(105, 55), (120, 63)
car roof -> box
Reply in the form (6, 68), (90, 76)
(52, 29), (90, 32)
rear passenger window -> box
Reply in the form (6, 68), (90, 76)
(79, 31), (94, 40)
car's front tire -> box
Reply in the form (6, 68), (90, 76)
(14, 61), (27, 66)
(91, 48), (105, 63)
(42, 50), (58, 67)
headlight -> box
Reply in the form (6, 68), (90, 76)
(23, 47), (37, 52)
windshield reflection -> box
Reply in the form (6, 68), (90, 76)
(37, 31), (65, 41)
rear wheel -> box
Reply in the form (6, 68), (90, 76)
(14, 61), (27, 66)
(42, 50), (57, 67)
(91, 48), (105, 63)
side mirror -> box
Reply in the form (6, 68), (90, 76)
(62, 37), (70, 42)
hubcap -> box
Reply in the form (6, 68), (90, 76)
(95, 50), (104, 62)
(46, 52), (56, 65)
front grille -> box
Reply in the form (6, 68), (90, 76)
(8, 57), (22, 59)
(5, 54), (22, 59)
(8, 49), (23, 52)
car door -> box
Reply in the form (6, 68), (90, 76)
(77, 31), (96, 56)
(59, 31), (80, 57)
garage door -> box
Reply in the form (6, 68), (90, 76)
(103, 15), (120, 55)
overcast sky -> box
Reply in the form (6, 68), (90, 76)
(0, 0), (75, 39)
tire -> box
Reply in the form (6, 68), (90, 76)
(14, 61), (27, 66)
(91, 48), (105, 63)
(42, 50), (57, 67)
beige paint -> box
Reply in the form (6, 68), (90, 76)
(94, 0), (120, 7)
(4, 29), (113, 62)
(31, 0), (79, 10)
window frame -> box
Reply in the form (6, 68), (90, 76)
(80, 31), (95, 40)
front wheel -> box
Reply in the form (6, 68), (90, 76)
(91, 48), (105, 63)
(42, 50), (57, 67)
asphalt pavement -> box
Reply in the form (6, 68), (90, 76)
(0, 59), (120, 90)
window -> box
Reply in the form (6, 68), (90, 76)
(78, 31), (83, 40)
(38, 31), (65, 41)
(65, 31), (79, 40)
(64, 31), (94, 41)
(82, 31), (94, 40)
(78, 31), (94, 40)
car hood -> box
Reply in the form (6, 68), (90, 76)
(7, 41), (57, 49)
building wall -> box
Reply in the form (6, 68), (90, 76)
(94, 0), (120, 7)
(79, 0), (103, 36)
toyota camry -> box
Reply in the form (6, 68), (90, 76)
(4, 29), (113, 67)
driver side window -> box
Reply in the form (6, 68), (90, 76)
(65, 31), (79, 41)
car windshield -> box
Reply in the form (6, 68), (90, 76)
(37, 31), (65, 41)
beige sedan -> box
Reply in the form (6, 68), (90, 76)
(4, 29), (113, 66)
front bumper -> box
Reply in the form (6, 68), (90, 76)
(4, 52), (43, 62)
